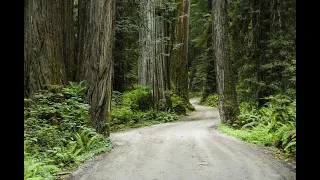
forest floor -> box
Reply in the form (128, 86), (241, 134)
(70, 98), (296, 180)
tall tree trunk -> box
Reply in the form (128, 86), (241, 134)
(212, 0), (239, 124)
(24, 0), (74, 97)
(77, 0), (116, 136)
(139, 0), (168, 110)
(170, 0), (190, 104)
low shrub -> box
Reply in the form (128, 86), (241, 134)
(140, 110), (178, 123)
(110, 88), (179, 132)
(110, 107), (134, 125)
(122, 85), (152, 111)
(24, 82), (112, 179)
(200, 93), (218, 107)
(170, 93), (187, 115)
(189, 91), (202, 98)
(219, 94), (296, 158)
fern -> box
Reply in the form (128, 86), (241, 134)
(73, 129), (98, 151)
(284, 141), (296, 151)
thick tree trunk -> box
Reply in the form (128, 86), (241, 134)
(139, 0), (168, 110)
(170, 0), (190, 104)
(77, 0), (116, 136)
(24, 0), (74, 97)
(212, 0), (239, 124)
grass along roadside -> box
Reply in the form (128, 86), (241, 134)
(218, 124), (296, 165)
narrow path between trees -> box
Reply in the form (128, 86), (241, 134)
(72, 98), (296, 180)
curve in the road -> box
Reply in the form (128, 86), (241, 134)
(72, 98), (296, 180)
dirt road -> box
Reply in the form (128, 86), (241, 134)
(72, 98), (296, 180)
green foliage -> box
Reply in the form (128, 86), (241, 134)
(110, 106), (134, 125)
(170, 93), (187, 115)
(46, 141), (81, 167)
(24, 83), (91, 152)
(63, 81), (87, 98)
(73, 128), (99, 152)
(24, 140), (61, 180)
(110, 109), (178, 132)
(219, 124), (272, 146)
(140, 110), (178, 123)
(24, 157), (60, 180)
(200, 93), (218, 107)
(110, 88), (179, 132)
(228, 0), (296, 105)
(189, 91), (202, 98)
(122, 85), (152, 111)
(75, 138), (112, 163)
(188, 0), (213, 92)
(234, 94), (295, 128)
(24, 82), (112, 180)
(220, 94), (296, 158)
(111, 91), (123, 107)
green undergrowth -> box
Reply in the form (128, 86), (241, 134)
(24, 82), (112, 180)
(200, 93), (219, 107)
(110, 85), (185, 132)
(218, 94), (296, 159)
(189, 91), (202, 98)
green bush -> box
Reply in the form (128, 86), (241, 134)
(189, 91), (202, 98)
(110, 106), (134, 125)
(110, 89), (179, 132)
(220, 94), (296, 158)
(46, 141), (82, 167)
(73, 128), (99, 152)
(24, 83), (91, 152)
(24, 140), (61, 180)
(24, 82), (112, 180)
(200, 93), (218, 107)
(141, 110), (178, 123)
(170, 93), (187, 115)
(122, 85), (152, 111)
(24, 157), (60, 180)
(111, 91), (123, 108)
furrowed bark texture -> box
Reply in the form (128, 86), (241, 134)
(77, 0), (116, 136)
(24, 0), (74, 97)
(139, 0), (169, 110)
(170, 0), (190, 104)
(212, 0), (239, 124)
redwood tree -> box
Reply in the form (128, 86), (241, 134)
(77, 0), (116, 136)
(138, 0), (169, 110)
(170, 0), (190, 104)
(212, 0), (239, 124)
(24, 0), (74, 97)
